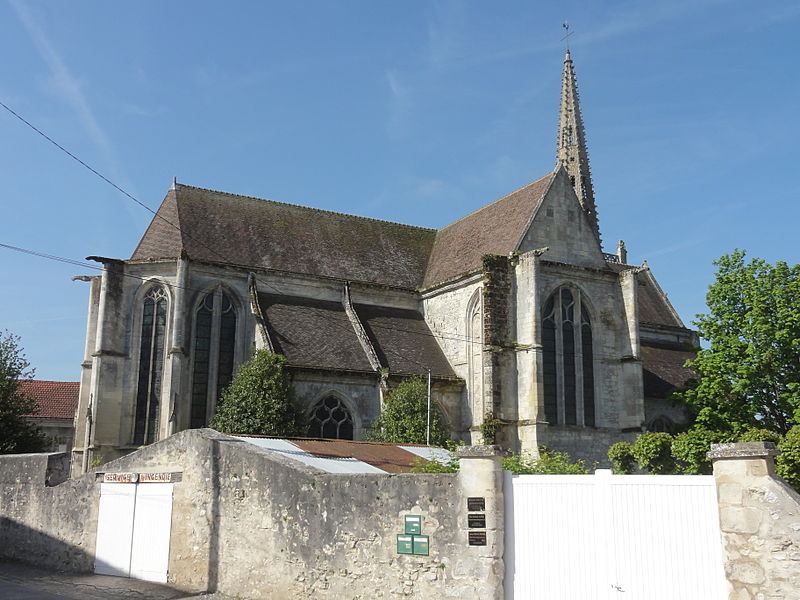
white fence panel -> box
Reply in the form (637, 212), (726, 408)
(504, 471), (727, 600)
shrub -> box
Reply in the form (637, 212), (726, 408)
(671, 428), (732, 474)
(367, 376), (449, 446)
(210, 351), (305, 436)
(480, 412), (503, 444)
(607, 442), (636, 474)
(503, 448), (591, 475)
(632, 432), (675, 474)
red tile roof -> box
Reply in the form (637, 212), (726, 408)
(18, 380), (79, 419)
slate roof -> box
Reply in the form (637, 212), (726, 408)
(641, 345), (696, 399)
(18, 380), (79, 420)
(132, 184), (436, 290)
(353, 304), (456, 378)
(256, 293), (457, 378)
(422, 173), (554, 288)
(258, 293), (374, 372)
(637, 270), (684, 328)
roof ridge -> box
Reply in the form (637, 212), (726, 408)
(19, 379), (79, 384)
(435, 172), (553, 233)
(175, 183), (437, 233)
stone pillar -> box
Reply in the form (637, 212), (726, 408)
(456, 445), (504, 600)
(709, 442), (800, 599)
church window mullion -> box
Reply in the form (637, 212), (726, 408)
(574, 291), (585, 427)
(205, 288), (224, 424)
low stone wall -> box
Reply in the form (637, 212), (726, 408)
(0, 430), (504, 599)
(709, 442), (800, 599)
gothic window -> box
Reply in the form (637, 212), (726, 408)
(309, 395), (354, 440)
(542, 286), (595, 427)
(190, 289), (237, 429)
(647, 416), (674, 434)
(134, 286), (168, 445)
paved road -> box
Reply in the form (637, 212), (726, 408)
(0, 560), (234, 600)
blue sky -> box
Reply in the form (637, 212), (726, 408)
(1, 1), (798, 380)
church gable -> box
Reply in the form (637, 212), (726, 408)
(517, 167), (605, 268)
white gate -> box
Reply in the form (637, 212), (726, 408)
(504, 470), (727, 600)
(95, 482), (174, 583)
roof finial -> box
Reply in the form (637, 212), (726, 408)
(561, 21), (574, 52)
(172, 176), (177, 190)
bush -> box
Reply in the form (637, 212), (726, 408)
(503, 448), (591, 475)
(671, 428), (732, 474)
(0, 330), (46, 454)
(632, 432), (675, 474)
(367, 376), (449, 446)
(411, 455), (460, 473)
(776, 426), (800, 490)
(737, 427), (782, 444)
(210, 351), (305, 436)
(608, 442), (636, 474)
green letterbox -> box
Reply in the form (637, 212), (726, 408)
(412, 535), (430, 556)
(404, 515), (422, 535)
(397, 534), (414, 555)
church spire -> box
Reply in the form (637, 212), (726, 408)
(557, 49), (600, 240)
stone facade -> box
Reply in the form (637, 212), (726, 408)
(710, 442), (800, 599)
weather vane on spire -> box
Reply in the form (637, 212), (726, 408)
(561, 22), (574, 50)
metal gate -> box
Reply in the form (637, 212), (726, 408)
(504, 470), (727, 599)
(95, 482), (174, 583)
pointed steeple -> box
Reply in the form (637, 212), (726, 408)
(557, 49), (600, 240)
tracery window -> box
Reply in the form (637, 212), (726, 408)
(190, 289), (237, 429)
(134, 286), (168, 445)
(309, 395), (354, 440)
(542, 286), (595, 427)
(467, 290), (484, 425)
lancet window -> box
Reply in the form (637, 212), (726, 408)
(134, 286), (168, 445)
(542, 286), (595, 427)
(190, 289), (237, 428)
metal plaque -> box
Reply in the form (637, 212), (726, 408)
(469, 531), (487, 546)
(103, 472), (138, 483)
(412, 535), (430, 556)
(404, 515), (422, 535)
(467, 497), (485, 511)
(397, 534), (414, 555)
(468, 513), (486, 529)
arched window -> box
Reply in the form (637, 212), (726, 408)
(309, 395), (354, 440)
(466, 290), (484, 425)
(647, 416), (674, 434)
(190, 289), (237, 428)
(134, 286), (168, 445)
(542, 286), (595, 427)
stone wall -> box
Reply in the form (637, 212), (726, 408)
(0, 430), (504, 599)
(710, 442), (800, 599)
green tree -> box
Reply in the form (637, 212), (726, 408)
(607, 442), (636, 474)
(632, 432), (675, 474)
(0, 330), (46, 454)
(367, 376), (449, 446)
(210, 351), (305, 436)
(675, 251), (800, 435)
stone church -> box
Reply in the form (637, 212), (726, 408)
(72, 50), (696, 472)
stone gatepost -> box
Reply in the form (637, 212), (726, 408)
(708, 442), (800, 599)
(456, 445), (504, 600)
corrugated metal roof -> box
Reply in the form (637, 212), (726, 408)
(234, 436), (451, 474)
(237, 437), (388, 474)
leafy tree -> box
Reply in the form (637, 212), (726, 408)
(776, 426), (800, 490)
(675, 251), (800, 435)
(367, 376), (449, 446)
(210, 351), (305, 436)
(0, 330), (46, 454)
(671, 428), (732, 474)
(502, 449), (592, 475)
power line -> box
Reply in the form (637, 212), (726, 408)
(0, 100), (233, 266)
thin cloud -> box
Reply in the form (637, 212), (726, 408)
(10, 0), (141, 223)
